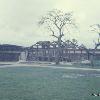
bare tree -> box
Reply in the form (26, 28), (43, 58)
(90, 24), (100, 66)
(90, 24), (100, 49)
(38, 9), (75, 64)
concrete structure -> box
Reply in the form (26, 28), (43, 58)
(19, 51), (28, 61)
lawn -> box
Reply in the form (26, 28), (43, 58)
(0, 66), (100, 100)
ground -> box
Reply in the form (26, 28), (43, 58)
(0, 66), (100, 100)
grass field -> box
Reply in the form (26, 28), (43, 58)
(0, 66), (100, 100)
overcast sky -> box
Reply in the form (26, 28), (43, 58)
(0, 0), (100, 48)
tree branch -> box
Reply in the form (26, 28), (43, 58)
(48, 26), (58, 38)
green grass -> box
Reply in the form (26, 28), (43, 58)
(0, 66), (100, 100)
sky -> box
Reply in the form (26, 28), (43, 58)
(0, 0), (100, 48)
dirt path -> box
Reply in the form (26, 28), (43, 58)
(48, 66), (100, 71)
(0, 63), (100, 72)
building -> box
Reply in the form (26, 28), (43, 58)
(26, 41), (100, 62)
(0, 44), (24, 61)
(0, 41), (99, 62)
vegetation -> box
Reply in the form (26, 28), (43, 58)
(0, 66), (100, 100)
(91, 24), (100, 49)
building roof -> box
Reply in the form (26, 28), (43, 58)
(0, 44), (24, 51)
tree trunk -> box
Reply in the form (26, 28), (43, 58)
(55, 37), (61, 65)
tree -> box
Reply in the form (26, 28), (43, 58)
(90, 24), (100, 66)
(90, 24), (100, 49)
(38, 9), (75, 64)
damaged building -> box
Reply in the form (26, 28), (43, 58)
(26, 41), (100, 62)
